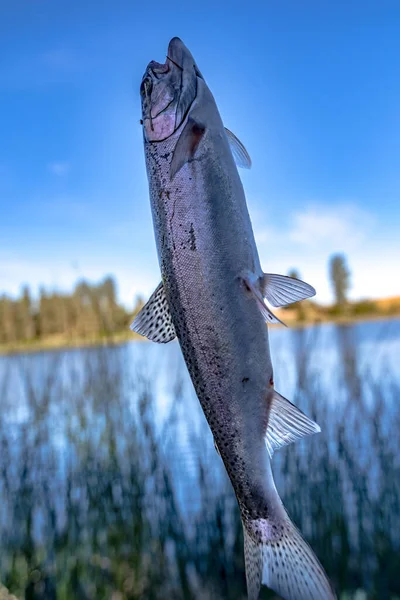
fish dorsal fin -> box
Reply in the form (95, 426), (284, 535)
(243, 275), (287, 326)
(130, 282), (176, 343)
(262, 273), (316, 308)
(265, 390), (321, 458)
(170, 116), (206, 180)
(224, 127), (251, 169)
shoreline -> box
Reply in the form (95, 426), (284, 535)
(0, 313), (398, 357)
(0, 332), (143, 357)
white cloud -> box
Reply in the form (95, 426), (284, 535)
(288, 205), (374, 253)
(48, 162), (70, 177)
(0, 202), (398, 308)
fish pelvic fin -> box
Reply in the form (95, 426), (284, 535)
(266, 390), (321, 458)
(242, 513), (337, 600)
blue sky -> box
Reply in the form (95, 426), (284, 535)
(0, 0), (399, 306)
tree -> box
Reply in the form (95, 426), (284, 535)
(1, 296), (18, 343)
(0, 277), (133, 346)
(100, 276), (119, 333)
(19, 285), (35, 340)
(329, 254), (351, 308)
(287, 269), (300, 281)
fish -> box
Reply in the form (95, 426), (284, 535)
(132, 36), (336, 600)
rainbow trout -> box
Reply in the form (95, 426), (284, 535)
(132, 37), (336, 600)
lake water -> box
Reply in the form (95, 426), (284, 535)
(0, 319), (399, 599)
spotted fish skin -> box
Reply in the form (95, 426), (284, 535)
(136, 37), (337, 600)
(144, 83), (274, 521)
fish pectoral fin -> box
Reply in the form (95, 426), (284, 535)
(130, 281), (176, 343)
(224, 127), (252, 169)
(265, 390), (321, 458)
(243, 276), (287, 326)
(170, 116), (206, 180)
(261, 273), (316, 307)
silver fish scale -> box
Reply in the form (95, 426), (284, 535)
(144, 118), (275, 521)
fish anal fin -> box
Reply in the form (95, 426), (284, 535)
(130, 282), (176, 343)
(265, 390), (320, 458)
(261, 273), (316, 307)
(170, 116), (206, 180)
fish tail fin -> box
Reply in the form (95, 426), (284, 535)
(242, 506), (336, 600)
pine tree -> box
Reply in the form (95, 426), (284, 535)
(329, 254), (351, 309)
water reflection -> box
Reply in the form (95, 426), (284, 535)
(0, 319), (399, 599)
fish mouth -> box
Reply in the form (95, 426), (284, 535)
(167, 37), (203, 78)
(166, 37), (186, 70)
(140, 37), (199, 141)
(140, 38), (183, 108)
(148, 60), (170, 75)
(143, 38), (186, 81)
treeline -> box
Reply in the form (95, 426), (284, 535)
(1, 253), (398, 347)
(0, 277), (143, 345)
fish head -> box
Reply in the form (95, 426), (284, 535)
(140, 37), (202, 142)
